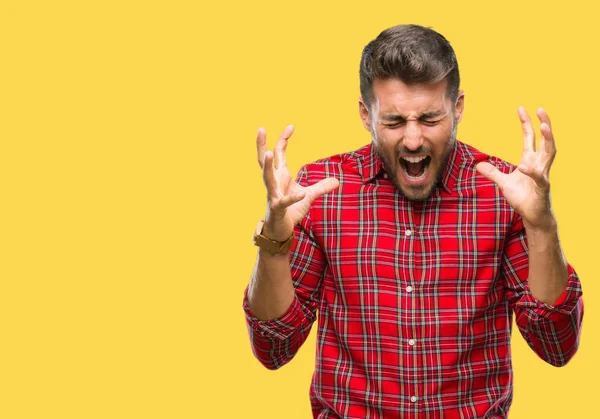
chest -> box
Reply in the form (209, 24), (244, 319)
(311, 184), (514, 319)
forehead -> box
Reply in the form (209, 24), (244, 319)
(372, 78), (451, 115)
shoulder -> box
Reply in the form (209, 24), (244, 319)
(458, 141), (516, 176)
(296, 144), (371, 185)
(455, 141), (518, 222)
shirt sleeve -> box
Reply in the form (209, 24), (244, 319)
(502, 213), (584, 367)
(243, 166), (328, 370)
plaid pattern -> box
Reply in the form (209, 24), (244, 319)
(244, 141), (583, 419)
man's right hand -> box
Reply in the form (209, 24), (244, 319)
(256, 125), (340, 242)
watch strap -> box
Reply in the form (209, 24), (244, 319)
(253, 219), (294, 255)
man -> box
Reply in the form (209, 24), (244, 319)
(243, 24), (583, 418)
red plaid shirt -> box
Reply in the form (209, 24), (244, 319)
(243, 141), (583, 419)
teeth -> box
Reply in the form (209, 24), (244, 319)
(402, 156), (428, 163)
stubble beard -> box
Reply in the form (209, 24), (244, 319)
(372, 120), (457, 201)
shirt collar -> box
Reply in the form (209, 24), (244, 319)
(357, 142), (385, 184)
(359, 140), (462, 194)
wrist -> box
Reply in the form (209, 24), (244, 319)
(262, 223), (292, 242)
(253, 219), (294, 255)
(523, 212), (557, 235)
(263, 209), (293, 242)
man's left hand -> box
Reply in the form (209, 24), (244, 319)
(476, 107), (557, 232)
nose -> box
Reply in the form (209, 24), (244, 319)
(403, 120), (424, 150)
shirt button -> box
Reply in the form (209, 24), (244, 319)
(383, 173), (388, 179)
(410, 396), (417, 403)
(408, 339), (416, 346)
(405, 229), (412, 237)
(406, 285), (413, 293)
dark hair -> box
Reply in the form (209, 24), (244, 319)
(359, 24), (460, 109)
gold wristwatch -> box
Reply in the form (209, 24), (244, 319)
(253, 219), (294, 255)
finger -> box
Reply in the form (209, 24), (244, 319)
(475, 162), (506, 188)
(518, 106), (536, 152)
(262, 151), (279, 199)
(539, 122), (557, 157)
(517, 164), (549, 188)
(273, 190), (306, 211)
(536, 107), (552, 129)
(305, 177), (340, 201)
(256, 127), (267, 168)
(537, 108), (556, 156)
(274, 124), (294, 169)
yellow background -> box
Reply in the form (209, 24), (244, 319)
(0, 0), (597, 417)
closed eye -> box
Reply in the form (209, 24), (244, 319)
(420, 119), (443, 126)
(383, 121), (405, 129)
(383, 119), (442, 128)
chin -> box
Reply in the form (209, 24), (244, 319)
(391, 167), (439, 201)
(398, 183), (435, 201)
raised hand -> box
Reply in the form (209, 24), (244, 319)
(475, 107), (557, 231)
(256, 125), (339, 241)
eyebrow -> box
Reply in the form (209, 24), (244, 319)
(379, 110), (446, 122)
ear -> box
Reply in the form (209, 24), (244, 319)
(454, 90), (465, 123)
(358, 98), (372, 132)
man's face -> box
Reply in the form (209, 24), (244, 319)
(359, 78), (464, 201)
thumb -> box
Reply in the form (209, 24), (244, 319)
(305, 177), (340, 202)
(475, 162), (505, 187)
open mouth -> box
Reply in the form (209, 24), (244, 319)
(399, 156), (431, 180)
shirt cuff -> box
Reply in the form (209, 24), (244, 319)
(516, 264), (582, 319)
(243, 286), (305, 341)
